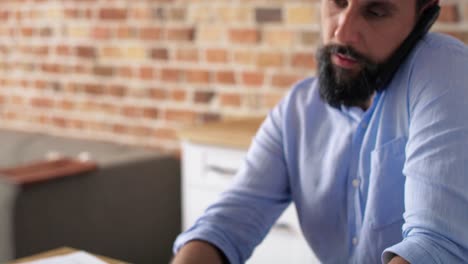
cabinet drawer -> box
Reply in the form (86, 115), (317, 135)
(182, 188), (220, 230)
(183, 142), (246, 190)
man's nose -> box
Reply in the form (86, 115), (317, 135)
(334, 9), (361, 46)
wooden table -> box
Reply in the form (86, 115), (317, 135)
(10, 247), (128, 264)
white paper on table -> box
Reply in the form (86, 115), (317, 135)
(19, 251), (108, 264)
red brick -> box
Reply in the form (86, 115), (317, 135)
(169, 8), (186, 21)
(34, 46), (49, 56)
(176, 48), (199, 62)
(165, 109), (197, 123)
(186, 70), (211, 83)
(171, 89), (187, 102)
(140, 27), (162, 40)
(150, 48), (169, 60)
(130, 7), (152, 20)
(92, 26), (112, 39)
(21, 27), (34, 37)
(161, 68), (183, 82)
(142, 107), (159, 119)
(206, 49), (228, 63)
(99, 8), (127, 20)
(439, 4), (460, 23)
(291, 52), (316, 69)
(117, 26), (137, 38)
(93, 66), (114, 76)
(272, 73), (303, 88)
(257, 52), (284, 68)
(241, 72), (264, 86)
(167, 27), (195, 41)
(56, 45), (71, 56)
(234, 50), (256, 65)
(76, 46), (96, 58)
(35, 80), (47, 90)
(10, 96), (26, 105)
(113, 124), (129, 134)
(148, 88), (168, 100)
(200, 113), (221, 123)
(464, 4), (468, 21)
(154, 128), (178, 140)
(0, 11), (9, 21)
(41, 63), (61, 73)
(39, 27), (52, 37)
(301, 31), (321, 46)
(229, 29), (260, 44)
(220, 93), (242, 107)
(74, 65), (88, 74)
(31, 97), (53, 108)
(65, 8), (79, 19)
(139, 66), (154, 80)
(122, 106), (142, 118)
(216, 71), (236, 85)
(255, 8), (282, 24)
(101, 103), (118, 115)
(52, 117), (67, 128)
(84, 84), (105, 95)
(194, 91), (215, 104)
(118, 67), (133, 78)
(131, 126), (153, 137)
(107, 85), (127, 97)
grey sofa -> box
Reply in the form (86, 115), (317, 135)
(0, 129), (181, 264)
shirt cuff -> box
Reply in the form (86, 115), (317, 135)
(382, 238), (438, 264)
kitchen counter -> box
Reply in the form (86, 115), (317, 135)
(178, 117), (265, 149)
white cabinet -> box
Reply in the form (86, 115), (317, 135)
(181, 141), (320, 264)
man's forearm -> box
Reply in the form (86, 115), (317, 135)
(388, 255), (410, 264)
(172, 240), (226, 264)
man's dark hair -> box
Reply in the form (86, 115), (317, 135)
(417, 0), (432, 10)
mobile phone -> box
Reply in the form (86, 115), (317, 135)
(375, 4), (441, 90)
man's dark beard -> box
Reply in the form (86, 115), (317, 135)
(316, 44), (381, 108)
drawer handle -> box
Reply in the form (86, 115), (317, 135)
(205, 165), (237, 178)
(272, 222), (295, 234)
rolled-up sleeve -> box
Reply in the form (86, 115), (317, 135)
(383, 41), (468, 263)
(173, 86), (298, 264)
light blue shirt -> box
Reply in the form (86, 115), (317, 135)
(174, 33), (468, 263)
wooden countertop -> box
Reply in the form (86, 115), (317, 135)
(178, 117), (265, 149)
(10, 247), (128, 264)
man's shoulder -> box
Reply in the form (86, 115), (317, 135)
(407, 32), (467, 80)
(286, 77), (318, 99)
(402, 33), (468, 109)
(415, 32), (467, 58)
(273, 77), (324, 115)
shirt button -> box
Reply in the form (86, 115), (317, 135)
(352, 237), (358, 245)
(352, 179), (360, 188)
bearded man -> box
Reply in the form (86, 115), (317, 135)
(172, 0), (468, 263)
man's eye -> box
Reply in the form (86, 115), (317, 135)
(331, 0), (348, 8)
(366, 7), (388, 18)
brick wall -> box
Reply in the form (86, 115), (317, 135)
(0, 0), (466, 152)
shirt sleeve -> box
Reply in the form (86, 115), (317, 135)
(173, 87), (297, 264)
(382, 38), (468, 263)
